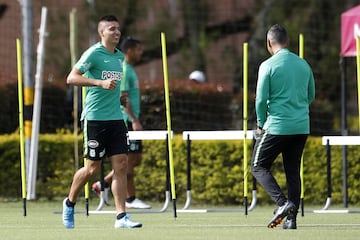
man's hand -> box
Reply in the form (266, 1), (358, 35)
(120, 95), (128, 106)
(101, 78), (118, 90)
(253, 127), (263, 141)
(256, 127), (262, 134)
(132, 120), (143, 131)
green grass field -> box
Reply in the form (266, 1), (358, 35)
(1, 200), (360, 240)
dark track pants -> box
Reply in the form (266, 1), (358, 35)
(251, 131), (308, 209)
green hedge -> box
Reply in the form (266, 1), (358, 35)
(1, 133), (360, 206)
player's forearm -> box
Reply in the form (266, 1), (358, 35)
(66, 69), (102, 87)
(124, 105), (138, 123)
(255, 98), (267, 127)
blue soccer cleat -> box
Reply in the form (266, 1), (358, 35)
(62, 198), (75, 229)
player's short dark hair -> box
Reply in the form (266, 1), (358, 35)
(99, 15), (118, 23)
(267, 24), (288, 45)
(119, 37), (141, 52)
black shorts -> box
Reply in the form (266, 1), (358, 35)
(127, 121), (143, 153)
(84, 120), (129, 160)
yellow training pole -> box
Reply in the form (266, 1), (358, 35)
(82, 86), (89, 216)
(299, 34), (304, 58)
(69, 8), (88, 216)
(70, 8), (79, 170)
(356, 35), (360, 132)
(299, 33), (305, 216)
(161, 32), (177, 218)
(243, 42), (249, 215)
(17, 38), (27, 216)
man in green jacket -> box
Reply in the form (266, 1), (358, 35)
(251, 24), (315, 230)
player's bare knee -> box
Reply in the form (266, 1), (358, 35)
(87, 165), (99, 176)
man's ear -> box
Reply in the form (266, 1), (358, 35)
(266, 38), (274, 55)
(267, 39), (272, 49)
(99, 29), (105, 38)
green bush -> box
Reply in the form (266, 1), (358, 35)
(0, 132), (78, 200)
(1, 133), (359, 206)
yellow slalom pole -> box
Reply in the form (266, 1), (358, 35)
(299, 33), (305, 216)
(299, 34), (304, 58)
(356, 35), (360, 132)
(82, 86), (89, 216)
(161, 32), (177, 218)
(69, 8), (88, 216)
(243, 42), (249, 215)
(70, 8), (79, 171)
(16, 38), (27, 217)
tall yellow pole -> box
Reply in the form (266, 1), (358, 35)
(299, 34), (304, 58)
(243, 42), (249, 215)
(82, 86), (89, 216)
(161, 32), (177, 218)
(17, 38), (27, 216)
(69, 8), (88, 216)
(70, 8), (79, 170)
(299, 33), (305, 216)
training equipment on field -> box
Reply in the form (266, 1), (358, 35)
(243, 42), (249, 215)
(182, 130), (254, 213)
(91, 130), (173, 214)
(161, 32), (177, 219)
(16, 38), (26, 217)
(299, 33), (305, 217)
(313, 136), (360, 214)
(91, 130), (255, 214)
(189, 70), (206, 83)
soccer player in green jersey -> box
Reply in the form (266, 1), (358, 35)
(92, 37), (151, 209)
(251, 24), (315, 229)
(62, 15), (142, 229)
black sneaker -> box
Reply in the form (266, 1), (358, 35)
(267, 200), (296, 228)
(283, 217), (297, 229)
